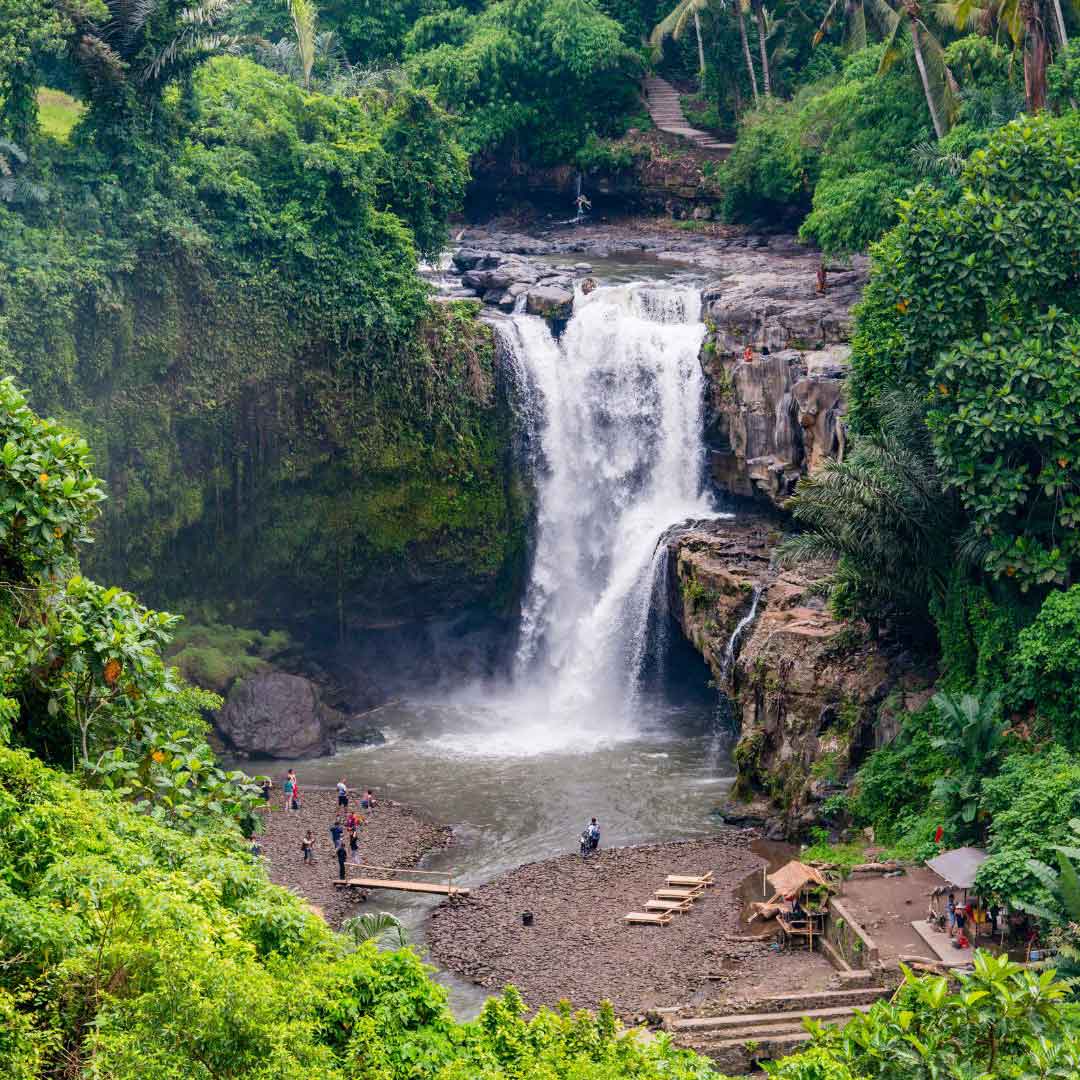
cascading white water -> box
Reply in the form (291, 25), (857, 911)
(503, 282), (715, 739)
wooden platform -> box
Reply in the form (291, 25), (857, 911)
(335, 878), (470, 897)
(667, 873), (713, 887)
(655, 887), (702, 900)
(645, 898), (691, 913)
(625, 911), (673, 925)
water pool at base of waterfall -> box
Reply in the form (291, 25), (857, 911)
(241, 693), (735, 1016)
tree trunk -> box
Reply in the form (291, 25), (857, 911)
(693, 7), (707, 82)
(1050, 0), (1068, 46)
(910, 22), (945, 138)
(737, 3), (760, 106)
(752, 0), (772, 97)
(1021, 0), (1050, 110)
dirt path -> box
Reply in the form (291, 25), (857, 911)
(427, 834), (835, 1019)
(256, 786), (450, 926)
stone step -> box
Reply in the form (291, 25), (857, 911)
(671, 1003), (870, 1033)
(707, 1030), (814, 1053)
(750, 986), (890, 1011)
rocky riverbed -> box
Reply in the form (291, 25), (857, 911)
(426, 834), (833, 1018)
(256, 786), (451, 926)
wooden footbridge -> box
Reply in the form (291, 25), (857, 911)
(625, 872), (714, 925)
(334, 865), (470, 897)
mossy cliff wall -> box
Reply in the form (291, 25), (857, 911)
(5, 253), (526, 641)
(668, 518), (935, 837)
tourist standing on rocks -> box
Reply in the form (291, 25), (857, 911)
(349, 825), (360, 863)
(330, 817), (344, 850)
(361, 788), (377, 810)
(283, 769), (296, 812)
(261, 778), (272, 803)
(302, 830), (315, 863)
(337, 778), (349, 808)
(249, 835), (262, 858)
(336, 839), (348, 880)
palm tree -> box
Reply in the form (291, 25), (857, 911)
(737, 0), (762, 104)
(650, 0), (710, 80)
(287, 0), (318, 90)
(928, 690), (1005, 830)
(651, 0), (761, 103)
(778, 394), (968, 624)
(0, 140), (46, 205)
(750, 0), (773, 95)
(68, 0), (240, 110)
(341, 911), (409, 949)
(947, 0), (1065, 111)
(814, 0), (957, 137)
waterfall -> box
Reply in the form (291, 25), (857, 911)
(502, 282), (714, 739)
(721, 582), (763, 682)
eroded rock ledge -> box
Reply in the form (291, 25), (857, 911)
(668, 519), (935, 837)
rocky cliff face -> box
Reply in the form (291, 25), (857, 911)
(669, 519), (934, 837)
(701, 258), (868, 505)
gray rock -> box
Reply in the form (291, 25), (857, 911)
(216, 672), (344, 758)
(526, 285), (574, 321)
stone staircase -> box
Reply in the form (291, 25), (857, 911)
(643, 76), (733, 156)
(665, 986), (891, 1074)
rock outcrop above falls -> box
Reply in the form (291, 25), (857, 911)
(668, 519), (935, 837)
(702, 261), (868, 505)
(442, 222), (868, 506)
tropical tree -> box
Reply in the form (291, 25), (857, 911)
(778, 394), (966, 626)
(66, 0), (241, 120)
(650, 0), (761, 103)
(814, 0), (957, 136)
(750, 0), (773, 94)
(948, 0), (1066, 110)
(286, 0), (318, 89)
(929, 689), (1006, 829)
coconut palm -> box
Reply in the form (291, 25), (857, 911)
(287, 0), (318, 89)
(750, 0), (773, 95)
(650, 0), (761, 103)
(814, 0), (957, 136)
(946, 0), (1066, 111)
(341, 911), (409, 950)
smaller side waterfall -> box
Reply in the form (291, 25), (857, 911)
(720, 582), (763, 683)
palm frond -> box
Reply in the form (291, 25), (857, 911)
(341, 912), (409, 949)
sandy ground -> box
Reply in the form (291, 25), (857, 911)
(427, 834), (837, 1019)
(255, 786), (450, 926)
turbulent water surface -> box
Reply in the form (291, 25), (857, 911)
(252, 268), (739, 1014)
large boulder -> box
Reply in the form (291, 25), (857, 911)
(525, 285), (574, 322)
(216, 672), (345, 758)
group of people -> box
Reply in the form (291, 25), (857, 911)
(945, 893), (1001, 949)
(256, 771), (379, 880)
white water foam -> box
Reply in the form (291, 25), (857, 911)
(456, 281), (719, 752)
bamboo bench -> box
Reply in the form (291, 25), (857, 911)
(625, 911), (674, 925)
